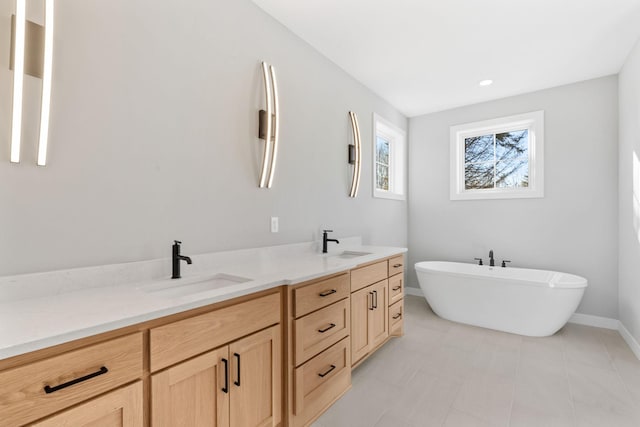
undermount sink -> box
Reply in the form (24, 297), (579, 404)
(139, 273), (251, 298)
(331, 251), (372, 259)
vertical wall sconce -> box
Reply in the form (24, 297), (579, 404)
(258, 61), (279, 188)
(348, 111), (362, 198)
(9, 0), (26, 163)
(9, 0), (54, 166)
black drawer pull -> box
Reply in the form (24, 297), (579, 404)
(373, 290), (378, 309)
(392, 313), (402, 320)
(43, 366), (108, 394)
(319, 289), (337, 297)
(393, 263), (403, 268)
(368, 292), (374, 310)
(318, 365), (336, 378)
(318, 323), (336, 333)
(233, 353), (241, 386)
(392, 286), (401, 291)
(221, 358), (229, 393)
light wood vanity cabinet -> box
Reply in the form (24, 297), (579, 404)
(151, 325), (281, 427)
(387, 255), (405, 337)
(0, 252), (405, 427)
(0, 333), (143, 426)
(30, 382), (143, 427)
(351, 255), (405, 367)
(351, 277), (389, 364)
(150, 293), (282, 427)
(286, 273), (352, 427)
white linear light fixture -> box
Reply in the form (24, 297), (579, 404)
(10, 0), (26, 163)
(37, 0), (54, 166)
(258, 61), (279, 188)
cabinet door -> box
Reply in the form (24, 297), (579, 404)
(229, 325), (281, 427)
(369, 280), (389, 350)
(351, 285), (373, 364)
(369, 280), (389, 349)
(31, 381), (143, 427)
(151, 347), (230, 427)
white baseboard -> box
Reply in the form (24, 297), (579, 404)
(569, 313), (619, 330)
(618, 322), (640, 361)
(404, 287), (423, 297)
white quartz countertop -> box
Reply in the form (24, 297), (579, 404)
(0, 238), (406, 361)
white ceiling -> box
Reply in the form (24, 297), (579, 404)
(253, 0), (640, 117)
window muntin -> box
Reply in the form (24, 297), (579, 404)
(450, 111), (543, 200)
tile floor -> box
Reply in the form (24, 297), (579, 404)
(313, 295), (640, 427)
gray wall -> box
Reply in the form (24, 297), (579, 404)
(408, 76), (619, 318)
(618, 39), (640, 341)
(0, 0), (407, 276)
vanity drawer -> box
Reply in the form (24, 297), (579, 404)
(388, 255), (405, 277)
(350, 261), (387, 292)
(295, 299), (350, 366)
(150, 292), (280, 371)
(389, 299), (404, 336)
(294, 337), (350, 418)
(0, 333), (143, 427)
(389, 274), (404, 306)
(294, 273), (349, 318)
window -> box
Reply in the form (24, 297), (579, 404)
(373, 114), (406, 200)
(450, 111), (544, 200)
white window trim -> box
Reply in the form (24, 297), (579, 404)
(373, 113), (406, 201)
(450, 110), (544, 200)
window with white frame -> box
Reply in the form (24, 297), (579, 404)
(450, 111), (544, 200)
(373, 114), (406, 200)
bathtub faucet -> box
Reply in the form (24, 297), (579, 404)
(489, 250), (495, 267)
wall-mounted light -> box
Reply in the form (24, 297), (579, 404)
(258, 61), (279, 188)
(9, 0), (54, 166)
(9, 0), (26, 163)
(37, 0), (55, 166)
(348, 111), (362, 198)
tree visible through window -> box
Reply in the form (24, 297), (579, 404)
(464, 130), (529, 190)
(450, 111), (544, 200)
(376, 136), (390, 191)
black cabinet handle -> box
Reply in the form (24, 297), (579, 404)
(318, 365), (336, 378)
(318, 323), (336, 333)
(368, 292), (374, 310)
(43, 366), (108, 394)
(392, 285), (401, 291)
(221, 358), (229, 393)
(393, 263), (403, 268)
(373, 290), (378, 309)
(392, 313), (402, 320)
(319, 289), (337, 297)
(233, 353), (241, 386)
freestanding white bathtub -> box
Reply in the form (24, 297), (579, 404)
(415, 261), (587, 337)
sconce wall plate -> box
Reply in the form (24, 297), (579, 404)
(348, 111), (362, 198)
(258, 62), (279, 188)
(10, 15), (45, 78)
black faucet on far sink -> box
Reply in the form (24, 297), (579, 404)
(322, 230), (340, 253)
(172, 240), (192, 279)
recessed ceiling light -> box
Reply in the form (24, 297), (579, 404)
(479, 79), (493, 87)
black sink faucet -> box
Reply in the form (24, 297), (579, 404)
(172, 240), (192, 279)
(489, 249), (495, 267)
(322, 230), (340, 254)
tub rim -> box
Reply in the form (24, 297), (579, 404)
(415, 261), (587, 290)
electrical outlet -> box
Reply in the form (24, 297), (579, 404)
(271, 216), (279, 233)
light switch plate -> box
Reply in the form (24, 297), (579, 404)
(270, 216), (279, 233)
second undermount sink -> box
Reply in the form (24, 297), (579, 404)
(139, 273), (251, 298)
(331, 250), (372, 259)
